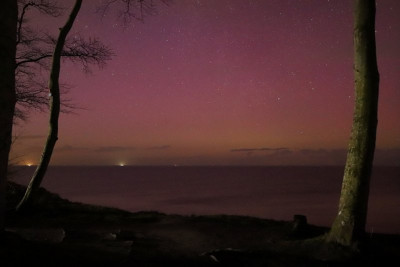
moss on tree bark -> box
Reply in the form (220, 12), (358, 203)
(327, 0), (379, 247)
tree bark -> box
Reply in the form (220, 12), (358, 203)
(0, 0), (17, 233)
(16, 0), (82, 211)
(327, 0), (379, 247)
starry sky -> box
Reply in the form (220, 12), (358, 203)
(11, 0), (400, 166)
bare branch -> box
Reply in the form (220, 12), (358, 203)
(62, 35), (114, 73)
(17, 0), (64, 45)
(97, 0), (171, 26)
(15, 0), (114, 119)
(18, 0), (64, 17)
(16, 54), (52, 68)
(16, 34), (113, 70)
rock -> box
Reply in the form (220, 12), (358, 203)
(103, 232), (117, 241)
(201, 248), (244, 263)
(9, 227), (65, 244)
(117, 230), (138, 241)
(292, 214), (308, 236)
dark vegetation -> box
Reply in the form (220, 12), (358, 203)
(2, 182), (399, 266)
(0, 0), (392, 265)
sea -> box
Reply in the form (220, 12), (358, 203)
(10, 166), (400, 234)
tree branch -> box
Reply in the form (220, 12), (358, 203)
(97, 0), (171, 26)
(15, 0), (113, 118)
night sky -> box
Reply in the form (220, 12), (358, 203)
(12, 0), (400, 166)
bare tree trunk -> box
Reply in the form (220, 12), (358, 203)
(0, 0), (17, 233)
(327, 0), (379, 247)
(16, 0), (82, 211)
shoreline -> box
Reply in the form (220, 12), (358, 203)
(4, 182), (400, 266)
(9, 166), (400, 235)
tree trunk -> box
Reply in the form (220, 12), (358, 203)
(327, 0), (379, 247)
(0, 0), (17, 233)
(16, 0), (82, 211)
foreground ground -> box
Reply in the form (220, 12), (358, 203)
(2, 182), (399, 266)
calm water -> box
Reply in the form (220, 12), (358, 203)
(11, 166), (400, 234)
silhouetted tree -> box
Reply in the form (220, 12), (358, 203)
(15, 0), (112, 120)
(0, 0), (17, 233)
(16, 0), (167, 210)
(16, 0), (83, 211)
(327, 0), (379, 247)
